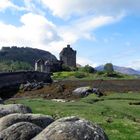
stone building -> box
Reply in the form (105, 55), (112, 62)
(45, 60), (62, 72)
(35, 59), (45, 72)
(35, 59), (62, 73)
(59, 45), (76, 68)
(35, 44), (76, 72)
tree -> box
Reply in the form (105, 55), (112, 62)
(62, 64), (71, 71)
(79, 65), (95, 73)
(104, 63), (114, 75)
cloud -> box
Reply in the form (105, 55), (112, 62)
(0, 0), (44, 14)
(23, 0), (45, 15)
(77, 57), (97, 67)
(58, 13), (124, 46)
(0, 13), (61, 50)
(127, 60), (140, 70)
(0, 11), (124, 64)
(40, 0), (140, 18)
(0, 0), (133, 66)
(0, 0), (25, 11)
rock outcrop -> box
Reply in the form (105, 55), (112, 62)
(0, 122), (42, 140)
(72, 86), (93, 97)
(73, 87), (103, 97)
(0, 104), (32, 118)
(0, 103), (108, 140)
(20, 81), (44, 91)
(32, 116), (108, 140)
(0, 113), (54, 131)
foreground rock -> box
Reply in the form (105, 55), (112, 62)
(0, 122), (42, 140)
(72, 86), (93, 97)
(32, 116), (108, 140)
(0, 113), (54, 131)
(0, 104), (32, 118)
(20, 81), (44, 91)
(73, 86), (103, 97)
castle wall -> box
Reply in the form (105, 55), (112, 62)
(0, 71), (52, 89)
(60, 45), (76, 68)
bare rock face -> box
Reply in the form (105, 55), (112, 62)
(0, 113), (54, 131)
(0, 104), (32, 118)
(32, 116), (108, 140)
(72, 87), (93, 97)
(0, 122), (42, 140)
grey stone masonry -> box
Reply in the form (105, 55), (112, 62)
(59, 45), (76, 68)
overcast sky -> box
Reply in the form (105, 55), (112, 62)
(0, 0), (140, 69)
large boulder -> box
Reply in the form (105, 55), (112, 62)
(72, 86), (93, 97)
(32, 116), (108, 140)
(0, 113), (54, 131)
(0, 122), (42, 140)
(0, 104), (32, 118)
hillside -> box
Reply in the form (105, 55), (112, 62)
(0, 46), (57, 71)
(95, 65), (140, 75)
(0, 46), (57, 65)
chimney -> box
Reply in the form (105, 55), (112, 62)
(67, 44), (70, 48)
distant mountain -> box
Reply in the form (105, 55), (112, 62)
(95, 65), (140, 75)
(0, 46), (57, 65)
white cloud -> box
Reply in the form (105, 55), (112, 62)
(0, 13), (61, 50)
(0, 0), (25, 11)
(77, 57), (97, 67)
(58, 13), (124, 47)
(0, 0), (44, 14)
(0, 1), (133, 66)
(23, 0), (45, 15)
(0, 0), (15, 10)
(40, 0), (140, 18)
(0, 11), (124, 66)
(75, 14), (124, 31)
(127, 60), (140, 70)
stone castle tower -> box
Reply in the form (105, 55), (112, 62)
(59, 45), (76, 68)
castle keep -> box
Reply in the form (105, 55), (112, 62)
(59, 45), (76, 68)
(35, 44), (76, 72)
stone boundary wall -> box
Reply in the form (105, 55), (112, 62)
(0, 71), (52, 88)
(60, 79), (140, 92)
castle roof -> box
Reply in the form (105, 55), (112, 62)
(35, 58), (45, 63)
(60, 45), (76, 55)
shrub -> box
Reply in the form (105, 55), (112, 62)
(104, 63), (114, 75)
(79, 65), (95, 73)
(74, 72), (86, 78)
(62, 64), (71, 71)
(97, 71), (105, 75)
(105, 72), (123, 78)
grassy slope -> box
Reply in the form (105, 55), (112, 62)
(52, 71), (137, 80)
(7, 93), (140, 140)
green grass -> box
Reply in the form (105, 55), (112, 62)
(52, 71), (137, 80)
(7, 93), (140, 140)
